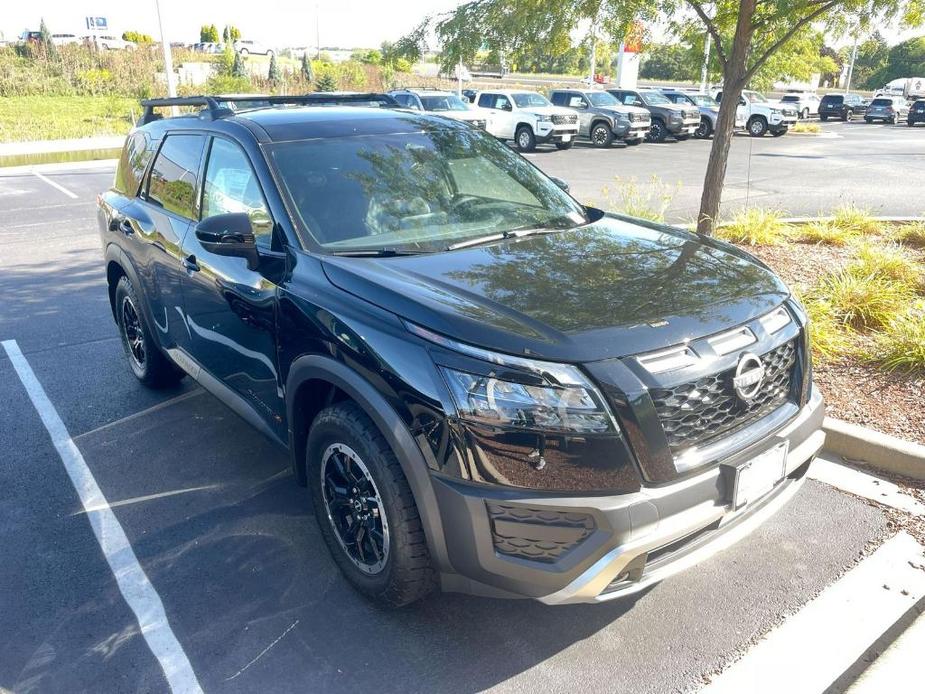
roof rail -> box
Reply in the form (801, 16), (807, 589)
(138, 92), (400, 125)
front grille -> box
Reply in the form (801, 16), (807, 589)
(487, 502), (595, 563)
(650, 339), (798, 456)
(630, 112), (648, 122)
(551, 114), (578, 125)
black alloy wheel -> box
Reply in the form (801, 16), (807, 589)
(121, 295), (146, 371)
(591, 123), (614, 147)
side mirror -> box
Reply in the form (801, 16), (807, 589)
(195, 212), (260, 270)
(550, 176), (570, 192)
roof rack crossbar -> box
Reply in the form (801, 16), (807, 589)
(138, 92), (400, 125)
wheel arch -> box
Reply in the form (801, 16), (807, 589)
(285, 354), (451, 571)
(104, 244), (155, 332)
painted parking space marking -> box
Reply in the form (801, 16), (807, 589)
(700, 532), (925, 694)
(32, 170), (79, 199)
(1, 339), (203, 694)
(810, 455), (925, 516)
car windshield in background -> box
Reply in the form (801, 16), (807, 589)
(267, 128), (587, 254)
(640, 91), (671, 105)
(781, 95), (799, 102)
(587, 91), (619, 107)
(512, 92), (551, 107)
(870, 98), (892, 106)
(691, 94), (718, 107)
(420, 95), (471, 112)
(744, 92), (768, 103)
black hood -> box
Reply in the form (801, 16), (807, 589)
(321, 215), (790, 363)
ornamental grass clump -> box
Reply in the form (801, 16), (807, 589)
(796, 220), (855, 246)
(892, 221), (925, 248)
(809, 269), (914, 330)
(714, 208), (792, 246)
(831, 204), (881, 237)
(802, 298), (854, 362)
(868, 303), (925, 373)
(847, 243), (924, 292)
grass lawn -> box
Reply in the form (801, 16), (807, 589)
(0, 96), (138, 142)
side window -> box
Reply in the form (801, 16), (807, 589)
(201, 138), (274, 249)
(114, 131), (152, 196)
(550, 92), (565, 106)
(394, 94), (415, 109)
(146, 134), (206, 219)
(568, 96), (587, 108)
(477, 93), (495, 108)
(494, 95), (512, 111)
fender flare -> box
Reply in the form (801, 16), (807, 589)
(285, 354), (451, 571)
(104, 243), (163, 347)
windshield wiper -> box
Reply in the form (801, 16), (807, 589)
(447, 221), (577, 251)
(330, 248), (425, 257)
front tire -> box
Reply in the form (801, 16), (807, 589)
(590, 122), (614, 148)
(648, 119), (667, 142)
(771, 128), (787, 137)
(842, 110), (852, 122)
(515, 125), (536, 152)
(748, 116), (768, 137)
(801, 108), (810, 120)
(820, 114), (829, 122)
(307, 402), (436, 607)
(695, 118), (712, 139)
(114, 276), (184, 389)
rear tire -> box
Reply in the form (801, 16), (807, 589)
(695, 118), (712, 139)
(820, 115), (829, 122)
(842, 110), (851, 122)
(114, 276), (184, 389)
(801, 108), (810, 120)
(748, 116), (768, 137)
(307, 402), (437, 607)
(515, 125), (536, 152)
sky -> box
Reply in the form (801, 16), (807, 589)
(1, 0), (918, 49)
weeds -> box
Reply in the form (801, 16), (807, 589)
(847, 243), (924, 291)
(892, 221), (925, 248)
(714, 208), (793, 246)
(802, 297), (855, 362)
(868, 303), (925, 373)
(796, 220), (855, 246)
(831, 203), (881, 237)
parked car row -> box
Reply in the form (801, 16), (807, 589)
(191, 39), (275, 57)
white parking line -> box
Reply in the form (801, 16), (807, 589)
(1, 339), (202, 694)
(700, 532), (925, 694)
(810, 455), (925, 516)
(32, 170), (79, 199)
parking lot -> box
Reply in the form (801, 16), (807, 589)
(0, 126), (922, 693)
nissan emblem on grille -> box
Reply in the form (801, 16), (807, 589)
(732, 352), (766, 401)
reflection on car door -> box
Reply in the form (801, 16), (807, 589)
(128, 133), (206, 353)
(178, 135), (286, 440)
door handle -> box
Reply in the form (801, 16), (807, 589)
(118, 219), (134, 236)
(182, 255), (200, 273)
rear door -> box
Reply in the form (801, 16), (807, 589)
(478, 92), (515, 138)
(121, 132), (206, 352)
(178, 135), (287, 439)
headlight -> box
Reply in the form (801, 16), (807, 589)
(670, 112), (682, 121)
(441, 366), (616, 435)
(536, 115), (552, 123)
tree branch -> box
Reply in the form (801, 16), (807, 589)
(741, 0), (840, 84)
(686, 1), (728, 69)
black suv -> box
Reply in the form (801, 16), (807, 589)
(818, 93), (867, 121)
(907, 99), (925, 126)
(98, 94), (825, 607)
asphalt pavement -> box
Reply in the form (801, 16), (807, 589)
(0, 127), (916, 693)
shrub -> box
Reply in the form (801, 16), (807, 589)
(791, 122), (821, 134)
(268, 53), (281, 85)
(802, 298), (854, 362)
(715, 208), (793, 246)
(847, 243), (923, 291)
(810, 269), (913, 330)
(602, 176), (677, 222)
(314, 72), (338, 92)
(892, 221), (925, 248)
(796, 220), (855, 246)
(868, 303), (925, 373)
(831, 204), (881, 237)
(301, 52), (314, 82)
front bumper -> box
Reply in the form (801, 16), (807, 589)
(432, 386), (825, 604)
(614, 120), (650, 140)
(536, 123), (579, 143)
(667, 119), (699, 136)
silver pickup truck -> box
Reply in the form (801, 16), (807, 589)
(550, 89), (651, 147)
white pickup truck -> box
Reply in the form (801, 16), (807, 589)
(474, 90), (580, 152)
(715, 89), (798, 137)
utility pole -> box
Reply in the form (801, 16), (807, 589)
(845, 30), (859, 94)
(154, 0), (177, 109)
(700, 32), (711, 93)
(316, 3), (321, 59)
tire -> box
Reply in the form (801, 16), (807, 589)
(842, 110), (851, 122)
(515, 125), (536, 152)
(307, 402), (436, 607)
(801, 108), (809, 120)
(675, 133), (690, 141)
(820, 114), (829, 122)
(648, 119), (667, 142)
(695, 118), (712, 139)
(909, 119), (916, 127)
(625, 137), (643, 146)
(555, 140), (574, 150)
(114, 276), (184, 389)
(865, 118), (872, 124)
(590, 122), (614, 148)
(748, 116), (768, 137)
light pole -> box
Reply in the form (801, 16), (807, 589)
(700, 32), (711, 93)
(845, 31), (859, 94)
(154, 0), (177, 99)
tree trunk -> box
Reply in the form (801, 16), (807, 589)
(696, 0), (757, 235)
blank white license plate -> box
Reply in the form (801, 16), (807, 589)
(732, 442), (788, 508)
(561, 134), (571, 142)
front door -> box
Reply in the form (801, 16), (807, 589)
(179, 136), (286, 439)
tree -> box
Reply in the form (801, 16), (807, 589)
(122, 31), (154, 44)
(38, 17), (57, 59)
(853, 32), (890, 88)
(223, 25), (241, 42)
(639, 43), (699, 81)
(872, 35), (925, 85)
(301, 52), (315, 82)
(232, 50), (248, 79)
(268, 52), (282, 85)
(408, 0), (923, 233)
(200, 24), (219, 43)
(314, 72), (338, 91)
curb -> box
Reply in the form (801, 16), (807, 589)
(823, 417), (925, 480)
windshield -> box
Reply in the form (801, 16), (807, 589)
(267, 128), (587, 253)
(640, 91), (671, 105)
(420, 95), (471, 112)
(870, 98), (892, 106)
(690, 94), (717, 107)
(743, 91), (768, 103)
(512, 92), (551, 108)
(780, 95), (799, 102)
(587, 91), (619, 107)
